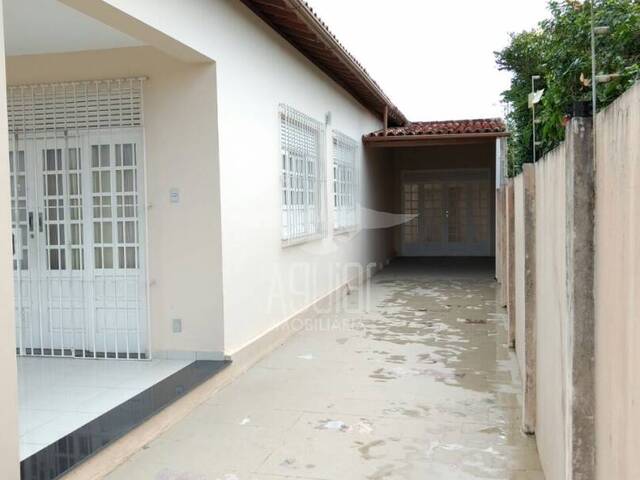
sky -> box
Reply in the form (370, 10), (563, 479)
(305, 0), (551, 122)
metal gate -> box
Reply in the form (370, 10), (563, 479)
(401, 169), (492, 257)
(8, 78), (150, 360)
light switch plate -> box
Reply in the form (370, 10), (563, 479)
(170, 188), (180, 204)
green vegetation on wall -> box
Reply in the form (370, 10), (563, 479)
(495, 0), (640, 176)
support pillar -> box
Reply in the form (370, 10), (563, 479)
(499, 186), (508, 307)
(522, 163), (536, 434)
(565, 116), (595, 479)
(506, 179), (516, 348)
(495, 187), (504, 301)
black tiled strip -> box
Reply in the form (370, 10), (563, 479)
(20, 360), (230, 480)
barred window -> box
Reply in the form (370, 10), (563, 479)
(280, 105), (326, 244)
(332, 131), (358, 231)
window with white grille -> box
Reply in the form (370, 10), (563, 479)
(280, 105), (326, 244)
(332, 131), (358, 231)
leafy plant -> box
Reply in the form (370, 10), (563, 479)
(496, 0), (640, 175)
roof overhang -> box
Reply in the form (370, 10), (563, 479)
(238, 0), (407, 126)
(363, 132), (510, 148)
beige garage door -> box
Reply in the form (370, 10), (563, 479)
(401, 169), (492, 257)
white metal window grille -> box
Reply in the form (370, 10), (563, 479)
(402, 183), (419, 243)
(470, 182), (490, 242)
(280, 104), (326, 244)
(43, 148), (68, 270)
(10, 151), (28, 270)
(8, 79), (143, 134)
(68, 147), (84, 270)
(92, 144), (115, 270)
(423, 184), (444, 242)
(115, 143), (140, 270)
(7, 78), (149, 360)
(332, 131), (358, 231)
(447, 184), (467, 242)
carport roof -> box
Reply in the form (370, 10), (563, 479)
(364, 118), (509, 147)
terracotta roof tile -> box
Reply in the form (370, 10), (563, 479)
(367, 118), (507, 137)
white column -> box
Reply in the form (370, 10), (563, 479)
(0, 0), (21, 477)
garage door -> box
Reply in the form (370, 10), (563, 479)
(401, 169), (492, 257)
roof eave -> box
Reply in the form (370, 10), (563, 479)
(289, 0), (407, 125)
(239, 0), (408, 126)
(363, 131), (510, 148)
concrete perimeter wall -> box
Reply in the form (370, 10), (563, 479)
(501, 81), (640, 480)
(534, 143), (568, 480)
(594, 81), (640, 479)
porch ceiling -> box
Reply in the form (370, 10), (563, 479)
(3, 0), (142, 56)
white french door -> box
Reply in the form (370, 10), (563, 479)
(401, 169), (492, 257)
(10, 131), (148, 359)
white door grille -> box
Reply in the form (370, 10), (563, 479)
(8, 78), (150, 360)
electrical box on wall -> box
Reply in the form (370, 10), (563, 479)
(172, 318), (182, 333)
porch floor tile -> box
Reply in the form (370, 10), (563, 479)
(17, 357), (191, 460)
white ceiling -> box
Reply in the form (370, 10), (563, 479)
(3, 0), (143, 56)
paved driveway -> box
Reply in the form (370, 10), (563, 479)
(108, 258), (543, 480)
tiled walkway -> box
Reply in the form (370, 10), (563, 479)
(108, 259), (543, 480)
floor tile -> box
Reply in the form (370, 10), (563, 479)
(18, 357), (191, 460)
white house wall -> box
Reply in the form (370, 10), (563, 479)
(64, 0), (391, 354)
(212, 2), (388, 354)
(6, 46), (224, 358)
(0, 1), (20, 477)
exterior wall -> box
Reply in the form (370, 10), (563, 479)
(6, 46), (224, 358)
(534, 144), (567, 480)
(509, 120), (595, 479)
(207, 1), (389, 354)
(595, 81), (640, 479)
(513, 167), (540, 429)
(505, 83), (640, 479)
(391, 143), (494, 173)
(63, 0), (391, 354)
(0, 1), (21, 477)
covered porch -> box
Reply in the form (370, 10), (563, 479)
(364, 118), (508, 262)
